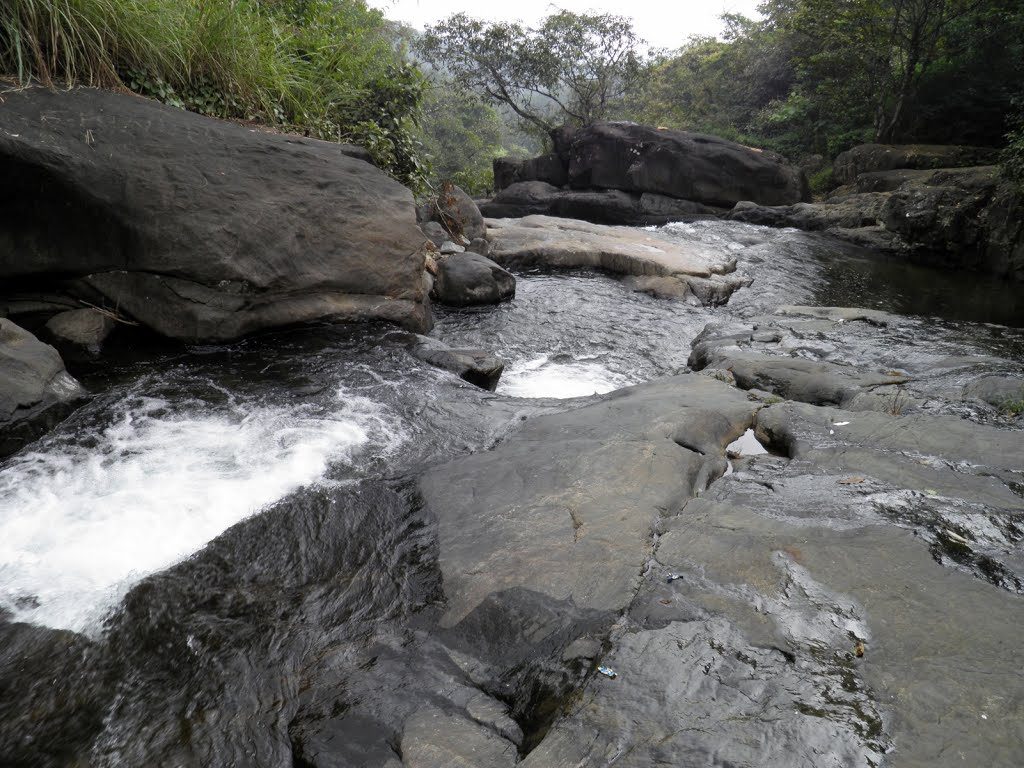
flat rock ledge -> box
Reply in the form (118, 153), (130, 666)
(485, 215), (750, 305)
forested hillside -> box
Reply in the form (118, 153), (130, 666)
(419, 0), (1024, 193)
(4, 1), (1022, 194)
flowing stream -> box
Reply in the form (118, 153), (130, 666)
(1, 221), (1022, 765)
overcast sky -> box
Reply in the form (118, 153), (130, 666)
(368, 1), (763, 51)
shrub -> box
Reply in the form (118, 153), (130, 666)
(0, 0), (427, 188)
(1001, 104), (1024, 192)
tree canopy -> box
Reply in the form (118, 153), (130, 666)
(417, 11), (645, 133)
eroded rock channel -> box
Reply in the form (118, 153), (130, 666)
(2, 219), (1023, 767)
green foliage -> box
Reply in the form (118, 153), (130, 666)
(0, 0), (428, 188)
(807, 166), (835, 196)
(1001, 105), (1024, 191)
(628, 0), (1024, 164)
(418, 82), (503, 195)
(418, 10), (644, 133)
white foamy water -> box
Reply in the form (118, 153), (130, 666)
(0, 387), (401, 633)
(500, 355), (631, 399)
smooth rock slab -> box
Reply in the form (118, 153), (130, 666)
(400, 706), (517, 768)
(485, 215), (749, 304)
(419, 374), (757, 627)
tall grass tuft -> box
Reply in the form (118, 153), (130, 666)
(0, 0), (428, 188)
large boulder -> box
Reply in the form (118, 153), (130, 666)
(882, 166), (1024, 278)
(0, 86), (430, 342)
(432, 252), (516, 307)
(833, 143), (1000, 184)
(492, 154), (568, 191)
(566, 122), (810, 207)
(728, 162), (1024, 280)
(0, 318), (88, 458)
(480, 181), (718, 226)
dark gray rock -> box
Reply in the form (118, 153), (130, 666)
(41, 308), (117, 360)
(419, 375), (758, 627)
(408, 335), (505, 391)
(493, 153), (568, 191)
(432, 253), (515, 307)
(438, 241), (465, 255)
(882, 166), (1024, 278)
(833, 143), (1000, 184)
(421, 221), (448, 248)
(0, 86), (430, 341)
(399, 705), (517, 768)
(466, 237), (490, 256)
(0, 318), (88, 457)
(481, 181), (718, 226)
(962, 375), (1024, 409)
(728, 194), (888, 231)
(567, 122), (809, 207)
(419, 182), (487, 242)
(851, 168), (936, 193)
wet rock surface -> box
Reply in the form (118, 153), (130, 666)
(727, 146), (1024, 280)
(405, 333), (505, 391)
(0, 319), (88, 458)
(2, 218), (1023, 767)
(486, 215), (750, 304)
(432, 252), (517, 307)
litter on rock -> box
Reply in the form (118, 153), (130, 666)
(597, 665), (617, 679)
(834, 421), (851, 426)
(666, 573), (683, 582)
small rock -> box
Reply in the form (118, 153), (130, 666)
(42, 307), (117, 360)
(421, 221), (448, 247)
(439, 241), (465, 255)
(467, 237), (490, 257)
(1, 319), (88, 458)
(432, 253), (516, 307)
(408, 335), (505, 391)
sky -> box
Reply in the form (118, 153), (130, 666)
(367, 1), (763, 51)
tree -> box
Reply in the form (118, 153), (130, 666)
(418, 81), (505, 194)
(417, 11), (645, 133)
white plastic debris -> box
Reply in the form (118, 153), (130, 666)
(597, 665), (617, 679)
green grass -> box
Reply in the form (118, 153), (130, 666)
(0, 0), (427, 187)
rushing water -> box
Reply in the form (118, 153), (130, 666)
(1, 221), (1023, 767)
(2, 221), (1022, 636)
